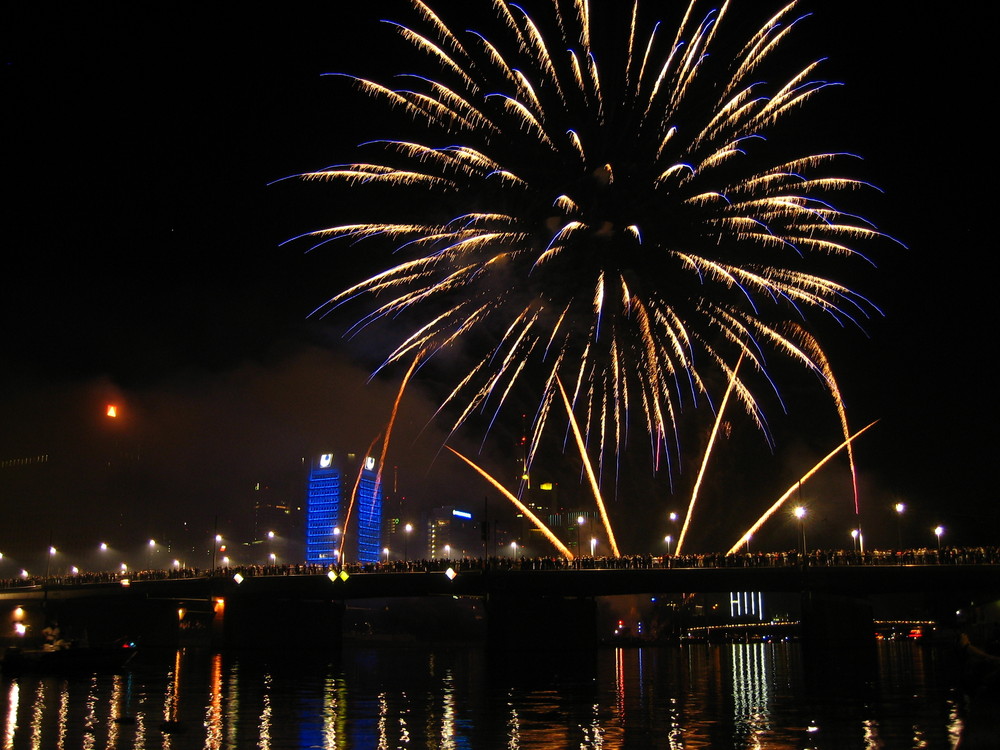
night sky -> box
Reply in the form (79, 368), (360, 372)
(1, 2), (993, 567)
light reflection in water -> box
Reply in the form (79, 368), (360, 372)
(226, 655), (240, 748)
(321, 674), (341, 750)
(58, 681), (68, 750)
(730, 643), (769, 743)
(506, 693), (520, 749)
(28, 682), (43, 750)
(439, 669), (456, 750)
(4, 683), (17, 750)
(258, 673), (272, 750)
(83, 675), (99, 750)
(376, 692), (388, 750)
(204, 652), (223, 750)
(947, 699), (964, 747)
(0, 642), (976, 748)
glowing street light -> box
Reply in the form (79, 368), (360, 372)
(404, 523), (413, 562)
(664, 535), (673, 556)
(590, 537), (597, 557)
(383, 547), (390, 564)
(510, 541), (518, 558)
(577, 515), (585, 553)
(793, 506), (807, 556)
(443, 544), (451, 558)
(851, 528), (860, 552)
(934, 525), (945, 551)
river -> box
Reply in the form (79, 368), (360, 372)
(2, 637), (988, 749)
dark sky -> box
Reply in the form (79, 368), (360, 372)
(0, 2), (993, 565)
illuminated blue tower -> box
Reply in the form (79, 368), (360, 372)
(306, 451), (382, 564)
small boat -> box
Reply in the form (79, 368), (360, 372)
(1, 642), (138, 674)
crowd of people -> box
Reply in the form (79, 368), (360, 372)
(3, 545), (999, 589)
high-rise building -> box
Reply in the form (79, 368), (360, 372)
(305, 452), (382, 565)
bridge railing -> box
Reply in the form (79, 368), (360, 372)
(3, 545), (999, 591)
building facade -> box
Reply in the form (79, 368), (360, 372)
(305, 452), (382, 565)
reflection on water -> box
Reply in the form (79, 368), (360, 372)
(0, 641), (967, 749)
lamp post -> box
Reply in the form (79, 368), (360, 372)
(444, 544), (451, 559)
(590, 537), (597, 558)
(934, 526), (944, 552)
(45, 546), (56, 579)
(664, 535), (673, 556)
(212, 534), (222, 571)
(510, 541), (518, 559)
(404, 523), (413, 562)
(577, 515), (585, 554)
(794, 506), (807, 557)
(851, 528), (859, 553)
(383, 547), (390, 564)
(894, 502), (905, 550)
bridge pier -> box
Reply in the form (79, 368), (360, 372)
(800, 590), (874, 649)
(211, 592), (345, 650)
(485, 593), (597, 650)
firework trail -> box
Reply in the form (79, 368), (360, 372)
(787, 323), (864, 549)
(675, 353), (743, 555)
(339, 432), (382, 563)
(726, 419), (878, 554)
(557, 377), (619, 556)
(448, 446), (574, 559)
(295, 0), (893, 535)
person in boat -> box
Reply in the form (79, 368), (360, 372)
(41, 621), (68, 651)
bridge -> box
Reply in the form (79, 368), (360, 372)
(3, 561), (998, 651)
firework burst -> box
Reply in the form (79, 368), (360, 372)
(294, 0), (893, 498)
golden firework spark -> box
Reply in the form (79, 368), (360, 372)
(295, 0), (896, 551)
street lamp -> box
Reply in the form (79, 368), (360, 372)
(851, 528), (859, 552)
(577, 515), (585, 553)
(934, 525), (944, 551)
(404, 523), (413, 562)
(590, 537), (597, 557)
(664, 535), (673, 556)
(46, 546), (57, 578)
(148, 539), (156, 570)
(383, 547), (390, 564)
(793, 506), (807, 556)
(894, 502), (905, 550)
(444, 544), (451, 559)
(510, 541), (518, 559)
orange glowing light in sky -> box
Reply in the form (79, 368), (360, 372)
(106, 404), (118, 418)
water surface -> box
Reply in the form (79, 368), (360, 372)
(0, 641), (972, 749)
